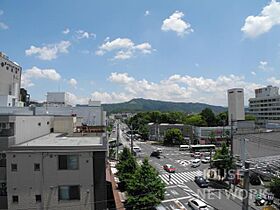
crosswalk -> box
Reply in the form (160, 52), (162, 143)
(175, 159), (191, 166)
(159, 170), (203, 185)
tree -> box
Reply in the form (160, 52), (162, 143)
(245, 114), (256, 121)
(208, 131), (216, 144)
(184, 114), (207, 126)
(163, 128), (184, 145)
(213, 143), (234, 179)
(201, 108), (216, 126)
(116, 147), (138, 190)
(216, 111), (228, 126)
(270, 177), (280, 198)
(126, 158), (165, 210)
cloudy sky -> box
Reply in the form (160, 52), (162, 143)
(1, 0), (280, 106)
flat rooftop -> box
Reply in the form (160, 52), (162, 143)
(15, 133), (103, 147)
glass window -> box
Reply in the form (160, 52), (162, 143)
(11, 164), (17, 171)
(58, 155), (78, 170)
(12, 195), (19, 203)
(34, 163), (40, 171)
(58, 186), (80, 200)
(35, 195), (41, 202)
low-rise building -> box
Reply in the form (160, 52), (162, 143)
(6, 132), (107, 210)
(194, 126), (232, 145)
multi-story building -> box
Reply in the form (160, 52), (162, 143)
(227, 88), (245, 125)
(0, 53), (22, 107)
(249, 85), (280, 126)
(46, 92), (72, 107)
(6, 132), (107, 210)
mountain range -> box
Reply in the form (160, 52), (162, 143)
(102, 98), (227, 114)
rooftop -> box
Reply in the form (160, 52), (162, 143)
(13, 133), (104, 148)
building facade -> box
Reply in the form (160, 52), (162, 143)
(249, 85), (280, 125)
(227, 88), (245, 125)
(194, 126), (232, 145)
(0, 53), (21, 107)
(6, 133), (107, 210)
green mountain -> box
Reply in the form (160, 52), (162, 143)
(102, 98), (226, 114)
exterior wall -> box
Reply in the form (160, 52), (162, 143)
(6, 151), (98, 210)
(0, 96), (16, 107)
(255, 85), (279, 98)
(228, 88), (245, 124)
(47, 92), (71, 106)
(0, 54), (21, 106)
(194, 126), (232, 144)
(53, 116), (76, 134)
(14, 116), (53, 144)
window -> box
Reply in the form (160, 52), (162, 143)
(35, 195), (41, 203)
(58, 186), (80, 201)
(34, 163), (40, 171)
(38, 122), (41, 126)
(47, 121), (50, 125)
(11, 164), (17, 171)
(12, 195), (19, 203)
(58, 155), (78, 170)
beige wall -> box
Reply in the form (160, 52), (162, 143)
(53, 116), (76, 134)
(7, 152), (95, 210)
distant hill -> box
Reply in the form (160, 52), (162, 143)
(102, 98), (227, 114)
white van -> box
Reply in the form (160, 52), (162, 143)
(191, 159), (201, 168)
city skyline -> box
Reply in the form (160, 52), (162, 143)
(1, 0), (280, 105)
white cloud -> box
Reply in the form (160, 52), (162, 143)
(62, 28), (70, 34)
(241, 0), (280, 38)
(75, 30), (96, 39)
(267, 77), (280, 85)
(96, 38), (154, 60)
(0, 22), (8, 30)
(21, 66), (61, 88)
(258, 60), (274, 71)
(95, 72), (263, 105)
(0, 10), (3, 16)
(25, 40), (71, 60)
(68, 78), (77, 87)
(161, 11), (193, 36)
(144, 10), (150, 16)
(251, 71), (256, 76)
(67, 92), (89, 105)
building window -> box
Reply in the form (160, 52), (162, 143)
(12, 195), (19, 203)
(38, 122), (41, 126)
(47, 121), (50, 125)
(11, 164), (17, 171)
(58, 155), (78, 170)
(34, 163), (40, 171)
(35, 195), (41, 203)
(58, 186), (80, 201)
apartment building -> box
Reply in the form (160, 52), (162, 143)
(0, 52), (22, 107)
(249, 85), (280, 125)
(6, 132), (107, 210)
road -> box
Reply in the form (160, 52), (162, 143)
(115, 123), (264, 210)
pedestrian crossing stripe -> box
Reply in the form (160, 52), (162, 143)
(159, 170), (203, 185)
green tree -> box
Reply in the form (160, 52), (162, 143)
(245, 114), (256, 121)
(116, 147), (138, 190)
(208, 131), (216, 144)
(270, 177), (280, 198)
(201, 108), (217, 126)
(216, 112), (228, 126)
(213, 143), (234, 178)
(184, 114), (207, 126)
(126, 158), (165, 210)
(163, 128), (184, 145)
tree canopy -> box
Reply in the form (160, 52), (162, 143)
(126, 158), (165, 209)
(201, 108), (217, 127)
(270, 177), (280, 198)
(164, 128), (184, 145)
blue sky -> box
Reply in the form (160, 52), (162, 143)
(1, 0), (280, 105)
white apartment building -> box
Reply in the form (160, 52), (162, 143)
(249, 85), (280, 125)
(227, 88), (245, 125)
(0, 53), (22, 107)
(6, 133), (107, 210)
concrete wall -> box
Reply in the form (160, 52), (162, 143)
(15, 116), (53, 144)
(53, 116), (76, 134)
(6, 151), (100, 210)
(228, 88), (245, 124)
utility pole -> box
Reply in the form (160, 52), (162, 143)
(116, 121), (120, 160)
(130, 124), (134, 154)
(242, 161), (250, 210)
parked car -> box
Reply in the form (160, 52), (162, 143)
(201, 156), (211, 164)
(133, 146), (141, 153)
(191, 159), (201, 168)
(163, 164), (176, 173)
(188, 198), (209, 210)
(150, 150), (160, 158)
(192, 152), (202, 158)
(194, 176), (209, 188)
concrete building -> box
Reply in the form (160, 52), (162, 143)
(0, 53), (22, 107)
(249, 85), (280, 126)
(46, 92), (71, 107)
(227, 88), (245, 125)
(194, 126), (232, 145)
(6, 132), (107, 210)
